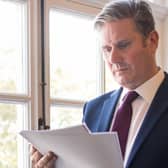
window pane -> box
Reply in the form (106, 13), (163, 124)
(49, 10), (97, 101)
(0, 1), (28, 94)
(50, 106), (83, 129)
(105, 64), (119, 92)
(0, 102), (29, 168)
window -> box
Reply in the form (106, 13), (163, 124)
(0, 102), (29, 168)
(49, 9), (98, 128)
(0, 0), (30, 167)
(105, 64), (119, 92)
(50, 10), (97, 101)
(0, 0), (28, 94)
(44, 0), (101, 129)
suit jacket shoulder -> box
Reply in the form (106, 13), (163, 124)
(83, 88), (122, 132)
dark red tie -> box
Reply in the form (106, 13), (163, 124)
(112, 91), (139, 157)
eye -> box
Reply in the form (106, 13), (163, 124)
(117, 41), (132, 49)
(102, 46), (112, 53)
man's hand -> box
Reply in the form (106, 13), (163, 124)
(30, 146), (57, 168)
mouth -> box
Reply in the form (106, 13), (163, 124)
(115, 67), (129, 73)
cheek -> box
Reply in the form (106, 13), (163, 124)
(125, 49), (144, 66)
(127, 51), (149, 75)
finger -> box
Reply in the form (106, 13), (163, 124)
(36, 152), (56, 168)
(31, 150), (43, 164)
(44, 155), (57, 168)
(30, 145), (37, 155)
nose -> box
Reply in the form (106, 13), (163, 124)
(106, 47), (122, 64)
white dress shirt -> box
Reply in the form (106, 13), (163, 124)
(110, 69), (165, 167)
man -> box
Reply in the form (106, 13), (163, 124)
(31, 0), (168, 168)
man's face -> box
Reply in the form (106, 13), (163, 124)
(100, 19), (158, 89)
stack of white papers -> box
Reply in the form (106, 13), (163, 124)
(20, 124), (123, 168)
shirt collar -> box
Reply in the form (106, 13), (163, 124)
(135, 69), (165, 103)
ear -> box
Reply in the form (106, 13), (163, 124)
(147, 30), (159, 52)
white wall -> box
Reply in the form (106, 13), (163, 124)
(162, 17), (168, 72)
(151, 1), (168, 72)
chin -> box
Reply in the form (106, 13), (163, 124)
(116, 79), (133, 89)
(115, 77), (127, 85)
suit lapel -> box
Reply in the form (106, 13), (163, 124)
(98, 88), (122, 132)
(126, 75), (168, 168)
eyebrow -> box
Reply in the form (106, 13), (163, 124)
(102, 39), (132, 49)
(115, 39), (132, 47)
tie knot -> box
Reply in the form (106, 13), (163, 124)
(123, 91), (139, 104)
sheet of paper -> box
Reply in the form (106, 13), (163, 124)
(20, 124), (123, 168)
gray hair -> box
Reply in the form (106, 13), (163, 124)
(94, 0), (155, 37)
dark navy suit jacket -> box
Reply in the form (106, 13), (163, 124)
(83, 73), (168, 168)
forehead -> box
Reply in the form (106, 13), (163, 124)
(99, 18), (139, 44)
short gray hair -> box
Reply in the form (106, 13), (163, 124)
(94, 0), (155, 37)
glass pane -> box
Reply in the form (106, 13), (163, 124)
(50, 106), (83, 129)
(0, 102), (29, 168)
(0, 1), (28, 94)
(105, 64), (119, 92)
(49, 10), (97, 101)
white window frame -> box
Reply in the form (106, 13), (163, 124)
(28, 0), (43, 130)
